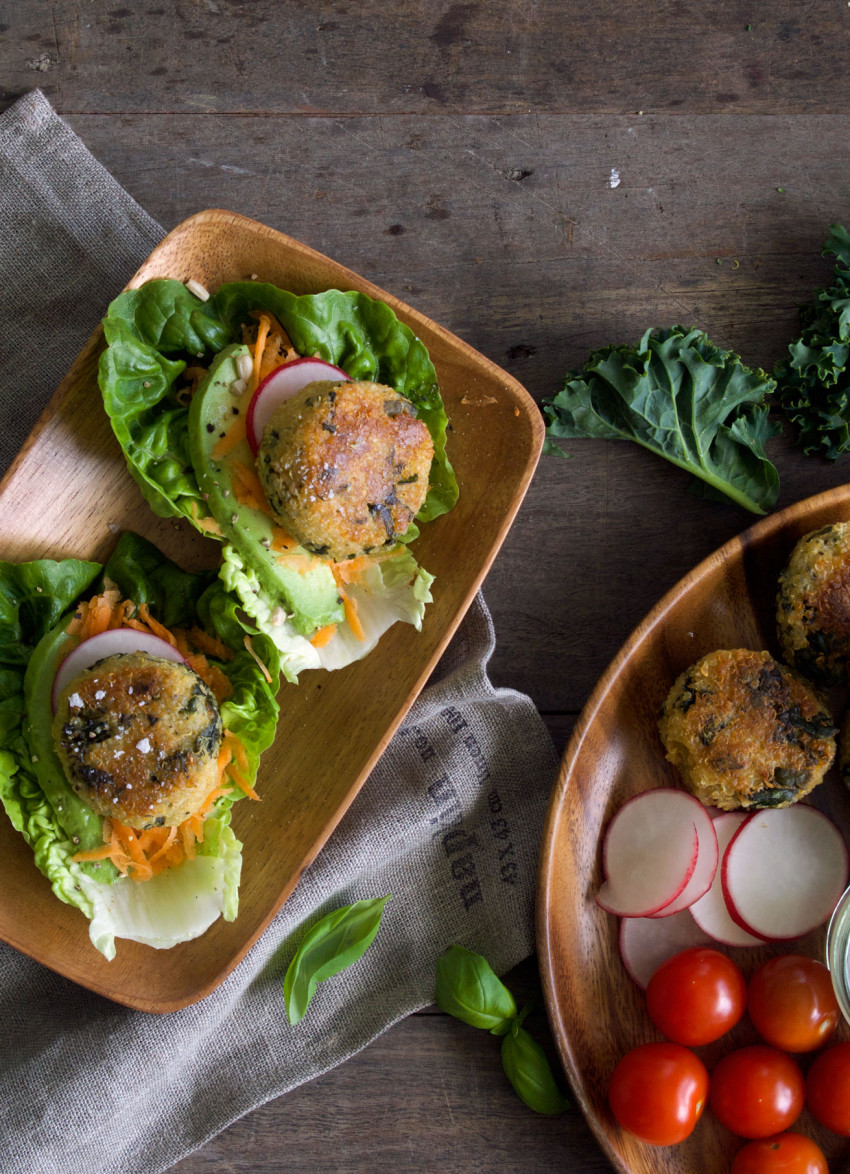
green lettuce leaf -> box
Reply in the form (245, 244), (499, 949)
(219, 542), (433, 681)
(99, 278), (457, 670)
(776, 224), (850, 459)
(105, 278), (231, 356)
(543, 325), (780, 515)
(98, 319), (203, 524)
(99, 278), (458, 531)
(0, 533), (279, 958)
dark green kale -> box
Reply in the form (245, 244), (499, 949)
(776, 224), (850, 459)
(543, 326), (780, 515)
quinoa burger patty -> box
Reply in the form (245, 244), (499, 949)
(257, 379), (434, 561)
(777, 521), (850, 685)
(53, 651), (223, 829)
(659, 648), (837, 810)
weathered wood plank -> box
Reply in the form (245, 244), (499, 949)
(1, 0), (846, 117)
(44, 111), (850, 715)
(51, 110), (848, 377)
(167, 961), (614, 1174)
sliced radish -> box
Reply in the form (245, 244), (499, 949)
(245, 357), (350, 454)
(619, 910), (713, 989)
(722, 806), (850, 942)
(690, 813), (763, 947)
(595, 788), (701, 917)
(649, 800), (718, 917)
(52, 629), (187, 712)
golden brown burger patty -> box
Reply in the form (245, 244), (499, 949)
(777, 521), (850, 685)
(658, 648), (836, 810)
(53, 651), (222, 829)
(257, 379), (434, 561)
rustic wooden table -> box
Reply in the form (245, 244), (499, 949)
(5, 1), (850, 1170)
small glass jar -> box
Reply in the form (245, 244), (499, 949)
(826, 884), (850, 1025)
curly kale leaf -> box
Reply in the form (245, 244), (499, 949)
(543, 326), (780, 514)
(776, 224), (850, 460)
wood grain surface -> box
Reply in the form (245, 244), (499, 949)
(4, 0), (850, 1169)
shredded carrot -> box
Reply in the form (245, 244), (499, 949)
(230, 459), (276, 517)
(149, 828), (178, 865)
(218, 729), (260, 800)
(188, 500), (224, 536)
(332, 547), (405, 588)
(137, 603), (178, 646)
(250, 313), (272, 393)
(210, 414), (247, 460)
(242, 634), (273, 684)
(184, 626), (235, 662)
(310, 624), (337, 648)
(274, 552), (316, 575)
(270, 526), (298, 553)
(336, 582), (365, 642)
(66, 588), (124, 639)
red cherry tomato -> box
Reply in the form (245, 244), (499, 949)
(646, 946), (746, 1045)
(731, 1132), (829, 1174)
(709, 1046), (804, 1139)
(608, 1041), (708, 1145)
(806, 1042), (850, 1135)
(747, 955), (840, 1053)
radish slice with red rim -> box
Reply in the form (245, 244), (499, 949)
(619, 910), (713, 990)
(595, 788), (701, 917)
(52, 629), (187, 713)
(245, 358), (350, 455)
(689, 813), (763, 946)
(721, 805), (850, 942)
(648, 800), (718, 918)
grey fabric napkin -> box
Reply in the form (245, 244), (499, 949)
(0, 90), (558, 1174)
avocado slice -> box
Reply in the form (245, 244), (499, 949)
(187, 346), (344, 636)
(23, 620), (118, 876)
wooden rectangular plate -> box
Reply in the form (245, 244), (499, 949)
(537, 483), (850, 1173)
(0, 209), (543, 1012)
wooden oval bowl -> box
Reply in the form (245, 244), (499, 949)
(538, 482), (850, 1173)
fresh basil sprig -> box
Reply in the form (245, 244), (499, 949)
(284, 896), (391, 1025)
(435, 943), (518, 1034)
(502, 1006), (570, 1116)
(435, 944), (569, 1115)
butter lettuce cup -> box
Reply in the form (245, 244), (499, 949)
(99, 280), (459, 683)
(0, 531), (280, 959)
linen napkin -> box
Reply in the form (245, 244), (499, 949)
(0, 90), (559, 1174)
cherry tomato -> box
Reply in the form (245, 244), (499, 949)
(709, 1046), (804, 1138)
(608, 1041), (708, 1145)
(731, 1132), (829, 1174)
(806, 1042), (850, 1135)
(747, 955), (840, 1053)
(646, 946), (746, 1045)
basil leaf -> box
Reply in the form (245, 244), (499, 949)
(501, 1024), (569, 1116)
(544, 325), (780, 514)
(284, 895), (391, 1025)
(434, 944), (518, 1035)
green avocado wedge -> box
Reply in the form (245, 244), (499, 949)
(187, 344), (344, 637)
(23, 620), (116, 870)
